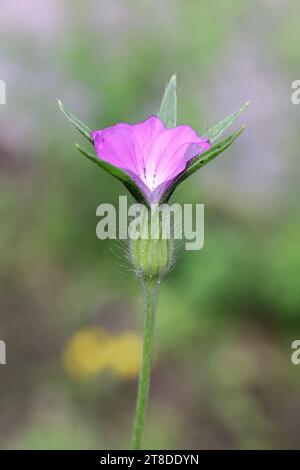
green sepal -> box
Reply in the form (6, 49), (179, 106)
(58, 99), (93, 144)
(158, 74), (177, 128)
(206, 101), (249, 143)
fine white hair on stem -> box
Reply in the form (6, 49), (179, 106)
(108, 240), (133, 278)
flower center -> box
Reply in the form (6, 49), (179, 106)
(141, 167), (159, 192)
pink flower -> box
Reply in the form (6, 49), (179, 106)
(91, 116), (211, 204)
(58, 75), (246, 206)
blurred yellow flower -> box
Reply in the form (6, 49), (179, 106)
(63, 327), (112, 379)
(109, 332), (142, 378)
(62, 327), (142, 380)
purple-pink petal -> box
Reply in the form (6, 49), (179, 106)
(92, 115), (211, 203)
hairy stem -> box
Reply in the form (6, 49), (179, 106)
(132, 279), (158, 450)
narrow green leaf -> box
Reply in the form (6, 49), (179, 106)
(206, 101), (249, 143)
(158, 74), (177, 128)
(76, 144), (147, 205)
(58, 99), (93, 144)
(161, 126), (246, 203)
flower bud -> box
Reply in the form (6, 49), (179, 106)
(129, 208), (174, 281)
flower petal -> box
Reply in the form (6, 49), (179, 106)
(145, 125), (210, 189)
(92, 124), (137, 173)
(131, 115), (166, 179)
(92, 116), (165, 176)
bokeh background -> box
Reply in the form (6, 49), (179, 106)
(1, 0), (300, 450)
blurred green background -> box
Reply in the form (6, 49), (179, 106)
(1, 0), (300, 450)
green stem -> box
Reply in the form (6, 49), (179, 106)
(132, 280), (158, 450)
